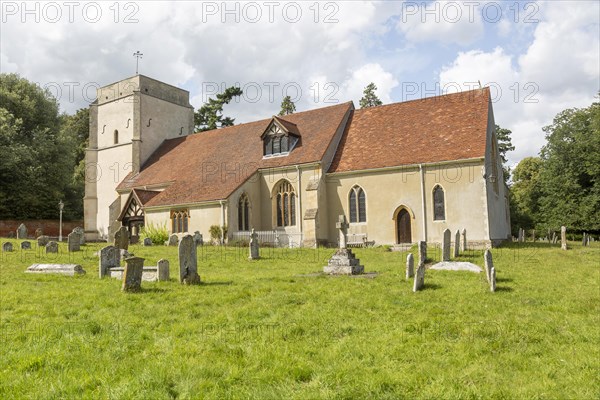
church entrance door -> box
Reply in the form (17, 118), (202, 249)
(396, 209), (411, 244)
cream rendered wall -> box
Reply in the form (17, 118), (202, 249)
(227, 173), (262, 232)
(96, 98), (135, 148)
(258, 167), (302, 234)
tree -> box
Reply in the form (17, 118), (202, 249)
(278, 96), (296, 116)
(495, 124), (515, 183)
(359, 82), (383, 108)
(194, 86), (243, 132)
(509, 157), (543, 232)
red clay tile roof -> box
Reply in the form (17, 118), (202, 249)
(117, 102), (352, 206)
(132, 189), (161, 205)
(328, 88), (490, 173)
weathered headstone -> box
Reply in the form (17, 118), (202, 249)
(442, 229), (451, 261)
(113, 226), (129, 250)
(143, 237), (153, 246)
(2, 242), (13, 252)
(193, 231), (203, 246)
(418, 241), (427, 265)
(324, 215), (364, 275)
(179, 234), (200, 284)
(21, 241), (31, 250)
(122, 257), (144, 292)
(37, 235), (50, 247)
(518, 228), (524, 243)
(68, 231), (80, 252)
(249, 229), (260, 260)
(413, 263), (425, 292)
(34, 228), (43, 238)
(406, 253), (414, 279)
(16, 223), (27, 239)
(167, 234), (179, 247)
(490, 267), (496, 292)
(73, 227), (85, 245)
(581, 233), (587, 246)
(157, 259), (170, 281)
(461, 229), (467, 252)
(454, 230), (460, 258)
(99, 245), (121, 278)
(26, 263), (85, 276)
(561, 226), (567, 250)
(46, 241), (58, 253)
(484, 249), (493, 283)
(531, 230), (535, 242)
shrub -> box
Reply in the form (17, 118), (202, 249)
(209, 225), (222, 244)
(140, 222), (169, 245)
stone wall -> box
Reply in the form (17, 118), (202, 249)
(0, 220), (83, 238)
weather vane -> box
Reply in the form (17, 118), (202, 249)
(133, 50), (143, 74)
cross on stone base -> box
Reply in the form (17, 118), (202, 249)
(336, 215), (349, 249)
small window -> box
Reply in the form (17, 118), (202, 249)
(349, 186), (366, 223)
(114, 130), (119, 144)
(263, 122), (298, 157)
(433, 186), (445, 221)
(171, 210), (189, 233)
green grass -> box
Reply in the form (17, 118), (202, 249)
(1, 240), (598, 399)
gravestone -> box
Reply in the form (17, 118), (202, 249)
(324, 215), (364, 275)
(461, 229), (467, 252)
(531, 230), (535, 242)
(518, 228), (524, 243)
(193, 231), (203, 246)
(26, 264), (85, 276)
(157, 259), (170, 281)
(551, 232), (557, 244)
(7, 232), (14, 238)
(179, 234), (200, 284)
(2, 242), (13, 252)
(441, 229), (451, 261)
(16, 223), (27, 239)
(73, 227), (85, 245)
(37, 235), (50, 247)
(143, 237), (153, 246)
(561, 226), (567, 250)
(418, 241), (427, 266)
(122, 257), (144, 292)
(99, 245), (121, 278)
(581, 233), (587, 246)
(406, 253), (414, 279)
(249, 229), (260, 260)
(46, 241), (58, 253)
(114, 226), (129, 250)
(484, 249), (493, 283)
(21, 241), (31, 250)
(490, 267), (496, 292)
(413, 263), (425, 292)
(35, 228), (43, 238)
(68, 231), (80, 252)
(454, 230), (460, 258)
(167, 234), (179, 247)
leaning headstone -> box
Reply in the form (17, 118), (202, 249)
(179, 234), (200, 284)
(167, 234), (179, 247)
(441, 229), (451, 261)
(157, 259), (170, 281)
(490, 267), (496, 292)
(68, 231), (80, 252)
(484, 249), (493, 283)
(143, 237), (153, 246)
(2, 242), (13, 252)
(406, 253), (414, 279)
(21, 241), (31, 250)
(461, 229), (467, 252)
(99, 245), (120, 278)
(16, 223), (27, 239)
(193, 231), (203, 246)
(323, 215), (364, 275)
(454, 230), (460, 258)
(113, 226), (129, 250)
(122, 257), (144, 292)
(46, 241), (58, 253)
(249, 229), (260, 260)
(34, 228), (43, 238)
(26, 264), (85, 276)
(418, 241), (427, 265)
(37, 235), (50, 247)
(73, 227), (85, 245)
(561, 226), (567, 250)
(413, 263), (425, 292)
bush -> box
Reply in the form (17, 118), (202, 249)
(209, 225), (228, 244)
(140, 222), (169, 245)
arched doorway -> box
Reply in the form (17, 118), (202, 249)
(396, 209), (412, 244)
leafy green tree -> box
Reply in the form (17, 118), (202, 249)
(359, 82), (383, 108)
(278, 96), (296, 116)
(195, 87), (243, 132)
(509, 157), (543, 233)
(495, 124), (515, 182)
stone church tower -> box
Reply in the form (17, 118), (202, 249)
(84, 75), (194, 241)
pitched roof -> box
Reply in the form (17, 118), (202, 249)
(117, 102), (352, 206)
(328, 88), (491, 173)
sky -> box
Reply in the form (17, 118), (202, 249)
(1, 0), (598, 165)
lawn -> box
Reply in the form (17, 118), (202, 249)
(0, 240), (598, 399)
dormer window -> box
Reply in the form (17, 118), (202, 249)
(262, 117), (300, 158)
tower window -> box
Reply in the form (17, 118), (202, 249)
(114, 130), (119, 144)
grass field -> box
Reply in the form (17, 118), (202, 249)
(1, 240), (598, 399)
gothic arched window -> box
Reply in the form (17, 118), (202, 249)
(274, 181), (296, 227)
(114, 129), (119, 144)
(433, 185), (445, 221)
(349, 186), (366, 223)
(171, 210), (189, 233)
(238, 193), (250, 231)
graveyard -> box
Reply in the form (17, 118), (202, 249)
(0, 238), (598, 399)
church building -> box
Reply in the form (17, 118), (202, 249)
(84, 75), (511, 247)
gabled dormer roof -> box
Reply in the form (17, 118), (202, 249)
(261, 116), (301, 139)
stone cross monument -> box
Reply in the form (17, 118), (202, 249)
(336, 215), (349, 249)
